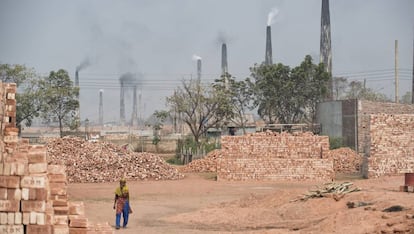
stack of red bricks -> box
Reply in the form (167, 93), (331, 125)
(365, 114), (414, 178)
(0, 82), (113, 233)
(217, 131), (334, 181)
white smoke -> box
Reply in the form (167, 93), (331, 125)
(267, 7), (279, 26)
(99, 89), (104, 93)
(192, 54), (202, 60)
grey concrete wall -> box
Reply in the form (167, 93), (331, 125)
(316, 101), (343, 138)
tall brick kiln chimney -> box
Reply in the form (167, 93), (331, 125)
(265, 26), (273, 65)
(320, 0), (333, 100)
(75, 70), (79, 87)
(197, 59), (202, 80)
(222, 43), (229, 89)
(222, 43), (228, 75)
(120, 80), (125, 125)
(99, 89), (103, 127)
(131, 86), (138, 127)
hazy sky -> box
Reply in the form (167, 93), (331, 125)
(0, 0), (413, 124)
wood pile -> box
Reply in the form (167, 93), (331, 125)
(292, 182), (361, 202)
(179, 150), (222, 173)
(325, 147), (362, 173)
(46, 137), (184, 183)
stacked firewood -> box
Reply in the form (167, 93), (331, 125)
(46, 137), (184, 183)
(292, 182), (361, 202)
(179, 150), (222, 173)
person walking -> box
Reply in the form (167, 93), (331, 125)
(113, 178), (131, 229)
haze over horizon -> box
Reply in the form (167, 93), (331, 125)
(0, 0), (413, 125)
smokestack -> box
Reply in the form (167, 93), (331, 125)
(221, 43), (229, 89)
(265, 26), (273, 65)
(120, 81), (125, 126)
(197, 59), (202, 80)
(99, 89), (103, 127)
(75, 70), (79, 87)
(221, 43), (228, 75)
(320, 0), (333, 100)
(131, 86), (138, 127)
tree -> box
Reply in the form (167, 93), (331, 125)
(401, 91), (412, 104)
(40, 69), (79, 137)
(0, 64), (44, 131)
(166, 79), (232, 144)
(345, 81), (389, 102)
(332, 76), (348, 100)
(249, 55), (329, 124)
(214, 73), (254, 134)
(148, 110), (169, 152)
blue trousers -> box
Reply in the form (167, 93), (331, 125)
(116, 201), (130, 228)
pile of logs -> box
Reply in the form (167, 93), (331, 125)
(46, 137), (184, 183)
(179, 150), (222, 173)
(293, 182), (361, 202)
(325, 147), (362, 173)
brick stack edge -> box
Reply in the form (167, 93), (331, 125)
(217, 131), (334, 181)
(365, 114), (414, 178)
(0, 82), (114, 234)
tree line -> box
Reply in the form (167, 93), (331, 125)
(1, 55), (408, 141)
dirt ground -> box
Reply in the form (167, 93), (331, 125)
(68, 172), (414, 234)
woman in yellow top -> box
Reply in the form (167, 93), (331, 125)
(113, 178), (131, 229)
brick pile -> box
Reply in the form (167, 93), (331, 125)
(357, 100), (414, 153)
(325, 147), (362, 173)
(0, 82), (113, 233)
(178, 150), (222, 173)
(46, 137), (184, 183)
(217, 131), (334, 181)
(364, 114), (414, 178)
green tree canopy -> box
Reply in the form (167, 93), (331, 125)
(214, 73), (254, 134)
(40, 69), (79, 137)
(0, 64), (44, 130)
(249, 55), (329, 124)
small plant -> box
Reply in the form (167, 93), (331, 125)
(166, 156), (183, 165)
(329, 137), (343, 150)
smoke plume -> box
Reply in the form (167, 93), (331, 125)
(119, 72), (143, 89)
(192, 54), (202, 61)
(267, 7), (279, 26)
(76, 57), (91, 72)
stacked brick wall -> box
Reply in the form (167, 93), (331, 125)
(363, 114), (414, 178)
(358, 100), (414, 154)
(0, 82), (113, 233)
(217, 132), (334, 181)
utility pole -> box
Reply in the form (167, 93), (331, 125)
(412, 29), (414, 104)
(395, 40), (399, 103)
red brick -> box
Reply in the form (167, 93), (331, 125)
(21, 201), (46, 212)
(0, 200), (20, 212)
(0, 176), (20, 188)
(28, 151), (47, 164)
(26, 224), (53, 234)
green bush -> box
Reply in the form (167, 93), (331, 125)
(329, 137), (343, 150)
(166, 156), (183, 165)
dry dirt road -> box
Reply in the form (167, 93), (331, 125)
(68, 173), (414, 234)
